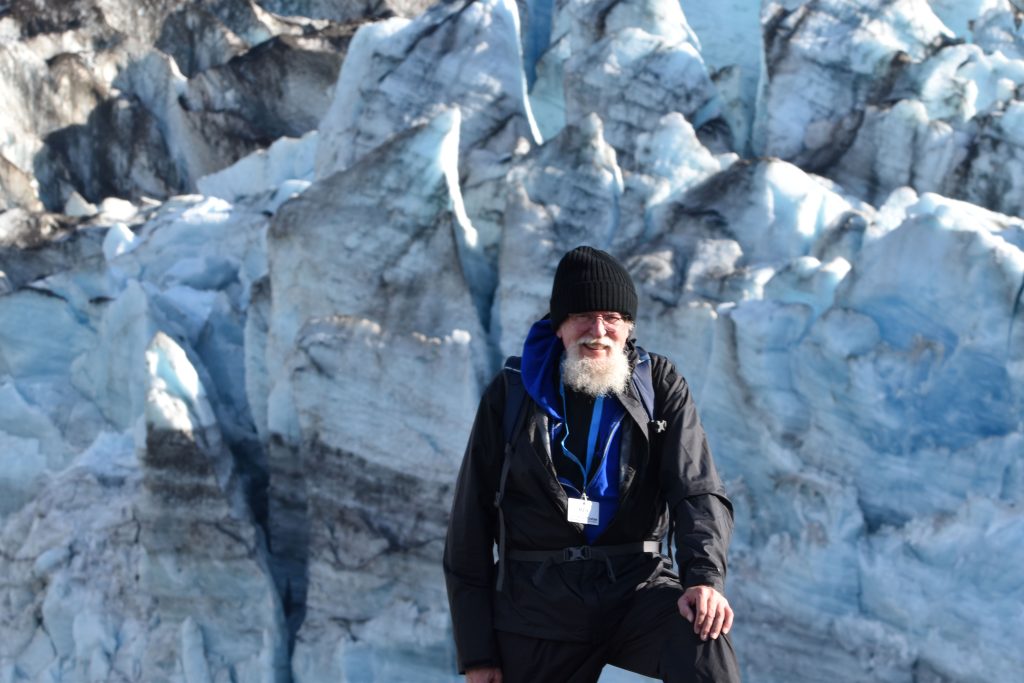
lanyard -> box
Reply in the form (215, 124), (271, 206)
(558, 378), (604, 498)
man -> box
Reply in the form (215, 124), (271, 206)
(444, 246), (740, 682)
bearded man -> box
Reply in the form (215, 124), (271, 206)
(444, 246), (741, 683)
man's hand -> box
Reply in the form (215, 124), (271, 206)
(677, 585), (733, 641)
(466, 666), (502, 683)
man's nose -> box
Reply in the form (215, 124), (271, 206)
(589, 316), (607, 336)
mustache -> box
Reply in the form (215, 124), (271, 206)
(576, 336), (613, 349)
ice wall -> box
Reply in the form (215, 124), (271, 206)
(1, 1), (1022, 682)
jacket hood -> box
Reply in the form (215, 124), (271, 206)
(520, 318), (564, 420)
(521, 318), (641, 420)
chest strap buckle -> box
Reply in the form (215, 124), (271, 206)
(563, 545), (592, 561)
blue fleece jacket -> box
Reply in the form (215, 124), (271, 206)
(520, 319), (625, 543)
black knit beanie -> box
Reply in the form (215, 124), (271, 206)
(549, 246), (638, 330)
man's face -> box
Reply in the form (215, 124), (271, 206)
(555, 311), (630, 357)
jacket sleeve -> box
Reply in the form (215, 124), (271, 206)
(443, 371), (506, 673)
(652, 355), (734, 593)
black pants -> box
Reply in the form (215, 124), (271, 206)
(494, 581), (741, 683)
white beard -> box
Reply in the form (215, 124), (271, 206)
(561, 338), (631, 397)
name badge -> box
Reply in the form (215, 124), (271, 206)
(567, 497), (600, 525)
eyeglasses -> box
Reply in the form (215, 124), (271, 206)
(566, 313), (629, 329)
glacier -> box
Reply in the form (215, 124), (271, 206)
(1, 0), (1022, 682)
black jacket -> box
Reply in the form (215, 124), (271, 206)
(443, 349), (733, 672)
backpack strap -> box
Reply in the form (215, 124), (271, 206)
(495, 356), (525, 592)
(633, 347), (671, 559)
(501, 356), (525, 443)
(633, 347), (662, 430)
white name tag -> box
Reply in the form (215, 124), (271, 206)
(567, 497), (600, 525)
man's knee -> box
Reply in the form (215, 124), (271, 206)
(659, 624), (741, 683)
(496, 630), (604, 683)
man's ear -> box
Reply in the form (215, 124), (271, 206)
(554, 325), (570, 348)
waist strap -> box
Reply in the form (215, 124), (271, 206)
(508, 541), (662, 563)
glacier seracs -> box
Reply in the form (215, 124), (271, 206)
(1, 1), (1023, 682)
